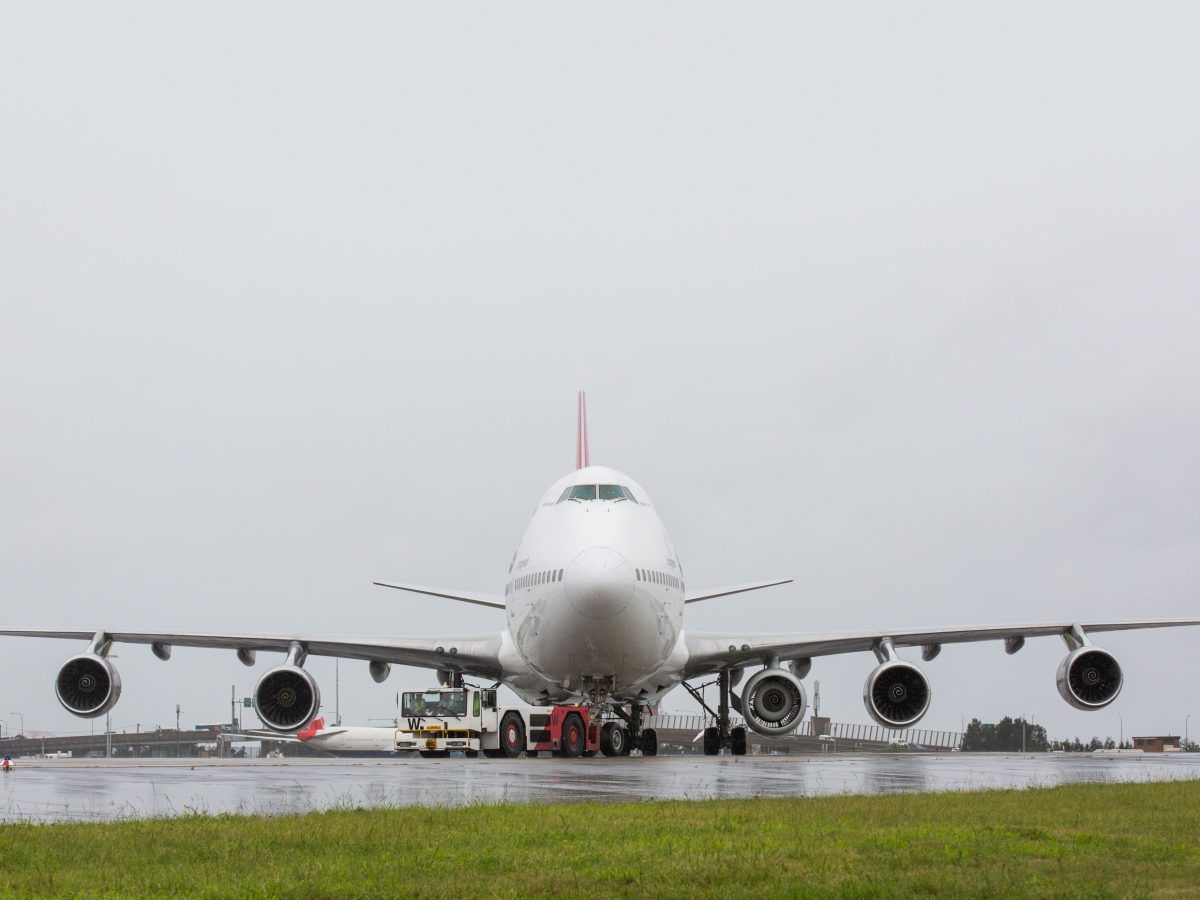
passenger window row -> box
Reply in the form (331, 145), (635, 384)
(636, 568), (681, 591)
(505, 569), (564, 595)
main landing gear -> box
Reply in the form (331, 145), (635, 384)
(684, 669), (747, 756)
(602, 701), (658, 757)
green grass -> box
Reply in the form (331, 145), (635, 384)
(2, 782), (1199, 897)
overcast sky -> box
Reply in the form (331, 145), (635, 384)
(2, 3), (1198, 743)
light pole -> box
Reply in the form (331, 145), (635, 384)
(0, 720), (7, 740)
(1186, 714), (1191, 747)
(1118, 712), (1124, 748)
(105, 656), (119, 759)
(10, 712), (24, 737)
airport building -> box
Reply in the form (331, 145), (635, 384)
(1132, 736), (1182, 753)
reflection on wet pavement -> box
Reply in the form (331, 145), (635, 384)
(2, 753), (1197, 823)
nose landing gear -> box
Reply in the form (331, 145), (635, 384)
(600, 721), (627, 756)
(603, 701), (658, 757)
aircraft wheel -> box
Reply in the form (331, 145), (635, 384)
(731, 726), (747, 756)
(561, 713), (585, 758)
(500, 712), (526, 759)
(600, 722), (626, 757)
(703, 726), (720, 755)
(620, 729), (633, 756)
(641, 728), (658, 757)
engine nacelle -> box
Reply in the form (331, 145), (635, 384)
(1057, 647), (1122, 710)
(55, 654), (122, 718)
(741, 667), (807, 736)
(254, 665), (321, 733)
(864, 660), (931, 728)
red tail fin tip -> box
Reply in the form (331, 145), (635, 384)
(576, 390), (589, 469)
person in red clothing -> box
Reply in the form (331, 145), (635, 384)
(1, 755), (12, 771)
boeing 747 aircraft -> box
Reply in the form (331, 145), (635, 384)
(4, 393), (1197, 756)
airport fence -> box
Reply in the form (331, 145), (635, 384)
(642, 715), (963, 750)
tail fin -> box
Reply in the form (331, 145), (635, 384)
(576, 390), (590, 469)
(297, 717), (325, 742)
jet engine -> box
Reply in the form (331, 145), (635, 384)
(55, 654), (122, 718)
(1057, 646), (1122, 710)
(864, 660), (931, 728)
(740, 667), (807, 736)
(253, 642), (320, 732)
(863, 641), (931, 729)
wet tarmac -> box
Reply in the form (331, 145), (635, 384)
(2, 752), (1198, 823)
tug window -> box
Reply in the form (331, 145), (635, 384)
(401, 690), (467, 718)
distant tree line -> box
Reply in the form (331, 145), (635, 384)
(956, 717), (1198, 752)
(1047, 737), (1129, 752)
(960, 717), (1048, 752)
(1046, 738), (1198, 752)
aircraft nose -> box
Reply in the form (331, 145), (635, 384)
(564, 546), (635, 621)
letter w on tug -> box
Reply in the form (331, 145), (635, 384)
(0, 391), (1197, 758)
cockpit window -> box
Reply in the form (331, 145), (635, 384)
(598, 484), (634, 502)
(560, 485), (598, 502)
(557, 484), (637, 504)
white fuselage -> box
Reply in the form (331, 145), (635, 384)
(300, 727), (398, 757)
(498, 465), (689, 706)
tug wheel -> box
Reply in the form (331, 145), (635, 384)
(561, 713), (585, 758)
(500, 712), (526, 759)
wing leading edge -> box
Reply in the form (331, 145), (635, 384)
(0, 629), (506, 679)
(684, 578), (793, 604)
(683, 618), (1200, 678)
(372, 581), (506, 610)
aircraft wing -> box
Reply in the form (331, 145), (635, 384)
(684, 579), (793, 604)
(372, 581), (506, 610)
(683, 618), (1200, 677)
(0, 629), (505, 679)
